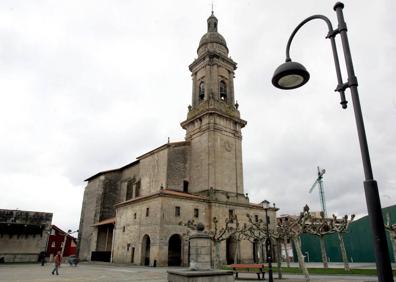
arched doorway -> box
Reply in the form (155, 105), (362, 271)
(141, 234), (150, 266)
(226, 236), (237, 264)
(168, 234), (182, 266)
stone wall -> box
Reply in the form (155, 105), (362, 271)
(0, 209), (52, 262)
(166, 143), (189, 192)
(112, 196), (162, 265)
(119, 163), (140, 203)
(185, 111), (245, 195)
(100, 172), (122, 221)
(139, 148), (168, 196)
(111, 193), (277, 266)
(78, 177), (102, 260)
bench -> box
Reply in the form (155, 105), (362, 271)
(230, 263), (266, 280)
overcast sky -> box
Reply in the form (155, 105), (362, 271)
(1, 0), (395, 232)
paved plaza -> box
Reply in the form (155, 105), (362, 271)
(0, 262), (381, 282)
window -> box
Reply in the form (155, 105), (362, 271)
(127, 243), (130, 251)
(131, 247), (135, 263)
(255, 215), (259, 222)
(183, 180), (189, 193)
(199, 81), (205, 100)
(219, 80), (227, 101)
(146, 208), (149, 217)
(51, 241), (55, 248)
(126, 180), (134, 200)
(135, 181), (141, 197)
(175, 206), (181, 217)
(122, 226), (126, 232)
(134, 213), (137, 219)
(194, 208), (199, 218)
(229, 209), (235, 221)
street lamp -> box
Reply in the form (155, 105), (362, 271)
(61, 229), (78, 257)
(271, 3), (393, 282)
(262, 200), (273, 282)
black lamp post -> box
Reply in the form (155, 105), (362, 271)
(272, 3), (393, 282)
(61, 229), (79, 257)
(262, 200), (273, 282)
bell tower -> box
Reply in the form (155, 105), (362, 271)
(181, 12), (247, 196)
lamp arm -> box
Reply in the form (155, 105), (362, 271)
(285, 15), (348, 109)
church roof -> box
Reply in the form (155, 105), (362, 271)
(84, 160), (139, 182)
(115, 189), (207, 208)
(136, 141), (189, 160)
(85, 141), (190, 182)
(197, 11), (228, 54)
(198, 32), (227, 50)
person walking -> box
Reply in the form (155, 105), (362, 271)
(51, 251), (62, 275)
(38, 251), (46, 266)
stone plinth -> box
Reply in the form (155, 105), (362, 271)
(167, 270), (234, 282)
(167, 225), (234, 282)
(189, 232), (211, 270)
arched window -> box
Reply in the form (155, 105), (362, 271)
(199, 81), (205, 100)
(219, 80), (227, 101)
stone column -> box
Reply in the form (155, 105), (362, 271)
(189, 230), (211, 270)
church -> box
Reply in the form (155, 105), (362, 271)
(78, 12), (277, 267)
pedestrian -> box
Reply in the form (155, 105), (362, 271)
(51, 251), (62, 275)
(38, 251), (46, 266)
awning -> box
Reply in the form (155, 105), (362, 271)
(91, 218), (115, 227)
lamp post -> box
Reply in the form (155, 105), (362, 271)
(262, 200), (273, 282)
(61, 229), (78, 257)
(271, 3), (393, 282)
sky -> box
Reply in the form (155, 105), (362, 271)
(0, 0), (395, 232)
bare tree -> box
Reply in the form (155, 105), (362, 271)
(242, 214), (268, 263)
(286, 205), (311, 282)
(332, 214), (355, 271)
(304, 211), (335, 268)
(208, 216), (236, 269)
(276, 217), (293, 267)
(385, 213), (396, 263)
(230, 215), (245, 264)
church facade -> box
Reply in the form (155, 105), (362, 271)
(78, 12), (277, 267)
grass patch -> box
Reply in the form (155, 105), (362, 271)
(224, 266), (396, 276)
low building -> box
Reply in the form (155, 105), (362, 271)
(46, 225), (77, 260)
(0, 209), (52, 262)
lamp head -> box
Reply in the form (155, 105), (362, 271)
(272, 60), (310, 90)
(261, 200), (270, 209)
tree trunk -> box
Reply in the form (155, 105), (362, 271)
(276, 239), (282, 279)
(292, 236), (310, 282)
(260, 241), (265, 263)
(338, 233), (350, 271)
(319, 235), (328, 268)
(284, 238), (290, 267)
(234, 240), (239, 264)
(389, 231), (396, 263)
(214, 241), (221, 269)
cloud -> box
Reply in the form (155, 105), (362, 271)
(0, 0), (395, 232)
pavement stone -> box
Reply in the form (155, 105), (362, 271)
(0, 262), (384, 282)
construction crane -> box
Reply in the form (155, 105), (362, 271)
(309, 166), (327, 217)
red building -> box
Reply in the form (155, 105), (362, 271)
(46, 225), (77, 258)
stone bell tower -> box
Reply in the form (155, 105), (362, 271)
(181, 12), (247, 196)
